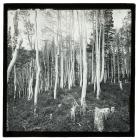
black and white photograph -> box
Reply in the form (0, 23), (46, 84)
(3, 3), (135, 137)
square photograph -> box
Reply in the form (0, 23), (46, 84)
(3, 3), (135, 137)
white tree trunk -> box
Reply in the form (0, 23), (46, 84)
(91, 45), (94, 84)
(28, 71), (34, 101)
(60, 50), (64, 88)
(54, 54), (58, 99)
(13, 66), (17, 99)
(7, 38), (22, 83)
(77, 11), (83, 87)
(100, 25), (105, 82)
(79, 48), (83, 87)
(80, 11), (87, 111)
(81, 43), (87, 104)
(54, 11), (60, 99)
(96, 11), (101, 100)
(113, 48), (116, 83)
(34, 46), (40, 105)
(34, 10), (41, 115)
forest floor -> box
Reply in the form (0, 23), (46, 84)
(7, 82), (131, 132)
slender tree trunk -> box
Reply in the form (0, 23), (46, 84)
(71, 11), (75, 87)
(7, 48), (17, 83)
(28, 61), (33, 100)
(60, 49), (64, 88)
(54, 54), (58, 99)
(96, 11), (101, 100)
(34, 10), (41, 115)
(81, 11), (87, 112)
(91, 44), (94, 84)
(7, 39), (22, 83)
(47, 49), (50, 90)
(117, 39), (120, 83)
(100, 24), (105, 82)
(77, 11), (83, 87)
(13, 66), (17, 99)
(79, 47), (83, 87)
(54, 11), (60, 99)
(113, 48), (116, 83)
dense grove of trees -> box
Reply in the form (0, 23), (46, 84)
(7, 9), (131, 115)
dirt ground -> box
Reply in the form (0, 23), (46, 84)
(7, 82), (131, 132)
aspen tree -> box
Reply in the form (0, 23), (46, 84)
(60, 12), (64, 89)
(80, 11), (88, 112)
(54, 11), (60, 99)
(100, 12), (105, 82)
(77, 11), (82, 87)
(7, 10), (23, 83)
(34, 10), (41, 115)
(95, 10), (101, 99)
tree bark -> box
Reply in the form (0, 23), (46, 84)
(100, 24), (105, 82)
(34, 10), (41, 115)
(113, 48), (116, 83)
(96, 10), (101, 100)
(54, 11), (60, 99)
(7, 39), (22, 83)
(80, 11), (87, 112)
(60, 47), (64, 88)
(54, 54), (58, 99)
(13, 66), (17, 99)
